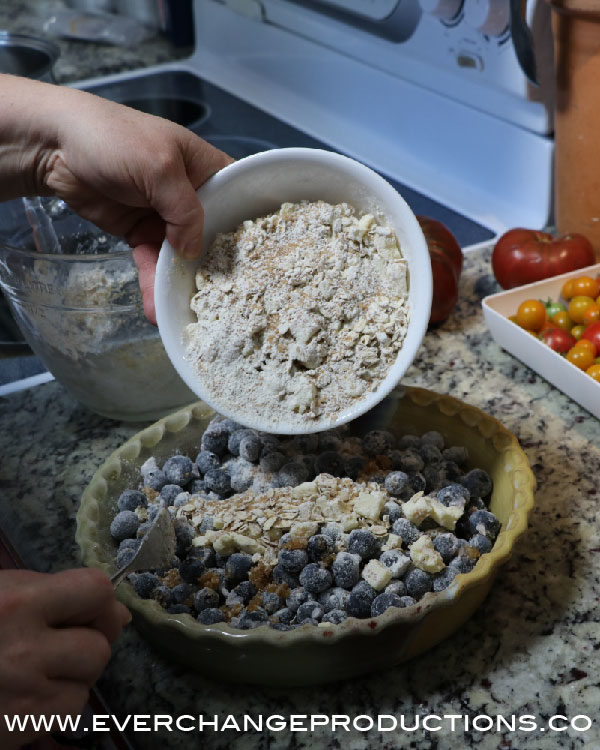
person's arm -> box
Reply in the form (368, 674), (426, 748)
(0, 568), (130, 749)
(0, 73), (232, 323)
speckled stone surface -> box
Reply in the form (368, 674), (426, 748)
(0, 0), (191, 83)
(0, 246), (599, 749)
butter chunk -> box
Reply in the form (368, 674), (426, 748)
(402, 492), (463, 531)
(212, 533), (238, 556)
(291, 481), (317, 498)
(409, 535), (445, 574)
(354, 490), (387, 521)
(362, 559), (393, 591)
(430, 501), (463, 530)
(402, 492), (431, 525)
(231, 532), (265, 555)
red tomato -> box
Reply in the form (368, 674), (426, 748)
(581, 321), (600, 356)
(538, 326), (576, 353)
(417, 216), (463, 326)
(491, 229), (596, 290)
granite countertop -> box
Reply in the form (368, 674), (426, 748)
(0, 246), (599, 750)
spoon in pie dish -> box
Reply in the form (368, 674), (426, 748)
(110, 506), (176, 588)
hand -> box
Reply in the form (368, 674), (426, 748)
(0, 568), (130, 749)
(0, 75), (233, 324)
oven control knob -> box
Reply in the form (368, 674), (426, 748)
(462, 0), (509, 35)
(418, 0), (463, 19)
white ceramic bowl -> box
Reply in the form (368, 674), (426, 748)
(155, 147), (432, 434)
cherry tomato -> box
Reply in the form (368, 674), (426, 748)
(568, 295), (595, 324)
(583, 303), (600, 327)
(581, 321), (600, 355)
(574, 338), (597, 357)
(551, 310), (573, 331)
(571, 325), (585, 340)
(516, 299), (546, 332)
(571, 275), (600, 299)
(492, 229), (595, 290)
(539, 326), (577, 353)
(561, 278), (577, 300)
(566, 345), (595, 370)
(586, 364), (600, 382)
(545, 300), (566, 318)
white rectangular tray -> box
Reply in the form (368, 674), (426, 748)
(482, 264), (600, 419)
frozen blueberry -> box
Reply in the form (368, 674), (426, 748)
(273, 607), (294, 624)
(225, 553), (253, 583)
(232, 580), (257, 604)
(190, 546), (216, 568)
(383, 500), (403, 524)
(317, 433), (343, 452)
(315, 451), (346, 477)
(442, 460), (463, 482)
(404, 568), (433, 599)
(371, 592), (404, 617)
(363, 430), (395, 456)
(110, 511), (140, 542)
(118, 537), (141, 553)
(197, 607), (225, 625)
(239, 434), (261, 463)
(347, 529), (380, 560)
(421, 430), (445, 450)
(346, 580), (377, 618)
(379, 549), (411, 578)
(433, 569), (457, 592)
(299, 564), (333, 595)
(227, 428), (256, 456)
(398, 595), (416, 607)
(299, 454), (317, 476)
(278, 548), (309, 574)
(287, 434), (319, 454)
(278, 461), (309, 487)
(272, 565), (299, 589)
(344, 455), (366, 480)
(384, 471), (410, 497)
(224, 458), (255, 493)
(193, 587), (220, 611)
(448, 555), (476, 574)
(218, 418), (242, 433)
(163, 455), (194, 486)
(261, 591), (283, 614)
(160, 484), (183, 504)
(319, 587), (350, 612)
(461, 468), (493, 499)
(423, 465), (445, 492)
(443, 445), (469, 465)
(203, 469), (231, 496)
(420, 443), (443, 464)
(469, 533), (493, 554)
(322, 608), (347, 625)
(437, 483), (470, 507)
(188, 479), (208, 494)
(154, 585), (175, 608)
(271, 622), (293, 631)
(237, 608), (269, 629)
(286, 587), (310, 613)
(384, 580), (406, 597)
(173, 519), (194, 556)
(173, 491), (191, 508)
(332, 552), (361, 589)
(116, 545), (138, 569)
(180, 557), (206, 584)
(130, 572), (159, 599)
(409, 472), (427, 493)
(468, 509), (501, 538)
(433, 533), (461, 563)
(171, 582), (194, 605)
(201, 425), (229, 455)
(320, 524), (343, 543)
(117, 489), (147, 512)
(146, 469), (168, 492)
(296, 601), (323, 623)
(259, 433), (280, 456)
(398, 434), (420, 450)
(306, 534), (334, 562)
(398, 450), (424, 473)
(259, 451), (286, 473)
(195, 450), (221, 474)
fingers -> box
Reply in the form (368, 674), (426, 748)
(132, 245), (159, 325)
(43, 628), (111, 685)
(34, 569), (130, 638)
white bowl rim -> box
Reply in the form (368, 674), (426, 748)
(155, 147), (432, 434)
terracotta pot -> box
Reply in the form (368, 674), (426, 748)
(551, 0), (600, 257)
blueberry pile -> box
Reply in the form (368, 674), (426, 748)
(110, 417), (501, 630)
